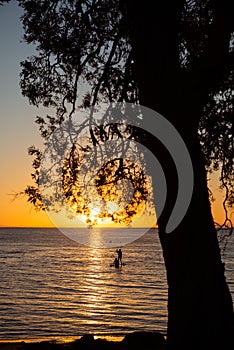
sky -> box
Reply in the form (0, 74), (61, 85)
(0, 1), (232, 228)
(0, 1), (53, 227)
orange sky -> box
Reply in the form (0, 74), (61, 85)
(0, 2), (233, 229)
(0, 162), (232, 228)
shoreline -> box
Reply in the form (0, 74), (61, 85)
(0, 332), (166, 349)
(0, 335), (124, 343)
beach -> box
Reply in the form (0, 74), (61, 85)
(0, 332), (166, 350)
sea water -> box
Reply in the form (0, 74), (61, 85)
(0, 228), (233, 341)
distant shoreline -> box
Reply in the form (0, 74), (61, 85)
(0, 226), (231, 230)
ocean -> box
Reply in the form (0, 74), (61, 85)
(0, 228), (233, 342)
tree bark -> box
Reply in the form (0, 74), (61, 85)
(159, 128), (233, 350)
(122, 1), (233, 349)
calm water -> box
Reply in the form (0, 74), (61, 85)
(0, 228), (233, 341)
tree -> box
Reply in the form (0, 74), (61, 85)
(121, 1), (234, 350)
(3, 0), (233, 349)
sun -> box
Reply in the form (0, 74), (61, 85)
(89, 207), (101, 223)
(86, 202), (121, 227)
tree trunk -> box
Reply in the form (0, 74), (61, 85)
(122, 1), (233, 349)
(158, 127), (233, 350)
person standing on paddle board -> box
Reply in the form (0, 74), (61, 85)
(116, 248), (122, 266)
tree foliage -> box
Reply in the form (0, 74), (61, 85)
(2, 0), (233, 228)
(16, 0), (145, 226)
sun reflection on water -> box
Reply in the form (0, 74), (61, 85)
(88, 228), (105, 249)
(80, 238), (110, 325)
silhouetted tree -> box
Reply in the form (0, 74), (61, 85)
(121, 1), (234, 350)
(2, 1), (233, 349)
